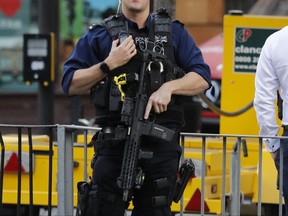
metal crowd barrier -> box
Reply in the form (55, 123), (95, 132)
(0, 124), (286, 216)
(56, 124), (100, 216)
(0, 124), (56, 216)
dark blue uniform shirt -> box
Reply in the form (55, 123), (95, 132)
(62, 15), (211, 96)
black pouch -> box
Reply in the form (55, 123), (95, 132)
(109, 81), (122, 111)
(86, 185), (101, 216)
(76, 181), (91, 216)
(90, 78), (110, 108)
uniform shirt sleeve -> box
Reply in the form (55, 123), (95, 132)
(172, 21), (211, 87)
(61, 26), (111, 96)
(254, 35), (280, 152)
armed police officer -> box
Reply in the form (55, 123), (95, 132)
(62, 0), (211, 215)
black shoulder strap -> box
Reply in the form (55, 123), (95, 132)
(150, 8), (174, 61)
(102, 14), (128, 40)
(151, 8), (172, 34)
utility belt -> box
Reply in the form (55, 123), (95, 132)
(91, 127), (126, 151)
(91, 123), (179, 152)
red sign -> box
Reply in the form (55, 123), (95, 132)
(4, 152), (25, 172)
(0, 0), (21, 18)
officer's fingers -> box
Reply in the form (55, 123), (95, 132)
(120, 41), (135, 56)
(127, 38), (136, 47)
(122, 35), (133, 46)
(122, 49), (136, 64)
(112, 39), (119, 49)
(123, 40), (135, 53)
(156, 104), (166, 113)
(128, 42), (136, 51)
(130, 48), (137, 56)
(153, 102), (162, 113)
(144, 101), (152, 119)
(161, 104), (167, 112)
(154, 107), (160, 113)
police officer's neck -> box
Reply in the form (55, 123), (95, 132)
(122, 9), (149, 29)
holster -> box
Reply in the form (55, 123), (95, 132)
(173, 158), (195, 203)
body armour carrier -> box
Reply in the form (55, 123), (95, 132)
(90, 8), (187, 127)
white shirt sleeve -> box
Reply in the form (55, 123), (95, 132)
(254, 36), (280, 153)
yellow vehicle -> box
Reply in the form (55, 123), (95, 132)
(1, 13), (288, 216)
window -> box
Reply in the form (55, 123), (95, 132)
(60, 0), (118, 39)
(0, 0), (38, 92)
(0, 0), (118, 93)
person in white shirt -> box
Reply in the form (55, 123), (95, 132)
(254, 26), (288, 215)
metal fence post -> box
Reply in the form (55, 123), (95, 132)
(221, 136), (227, 216)
(257, 138), (263, 216)
(201, 136), (207, 216)
(230, 138), (241, 215)
(57, 125), (74, 216)
(179, 134), (185, 216)
(279, 143), (284, 216)
(0, 130), (5, 211)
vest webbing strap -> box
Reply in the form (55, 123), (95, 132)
(102, 15), (127, 40)
(152, 8), (172, 33)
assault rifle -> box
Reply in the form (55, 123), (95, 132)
(116, 49), (176, 202)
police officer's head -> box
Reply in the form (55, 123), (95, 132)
(121, 0), (151, 14)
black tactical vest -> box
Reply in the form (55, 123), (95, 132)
(90, 8), (185, 127)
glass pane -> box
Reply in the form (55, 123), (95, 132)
(60, 0), (118, 39)
(0, 0), (38, 92)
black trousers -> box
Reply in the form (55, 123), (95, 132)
(274, 129), (288, 216)
(92, 134), (181, 216)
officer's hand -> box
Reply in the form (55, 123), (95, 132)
(105, 36), (137, 70)
(144, 84), (172, 119)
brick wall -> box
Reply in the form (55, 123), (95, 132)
(176, 0), (224, 44)
(0, 94), (94, 133)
